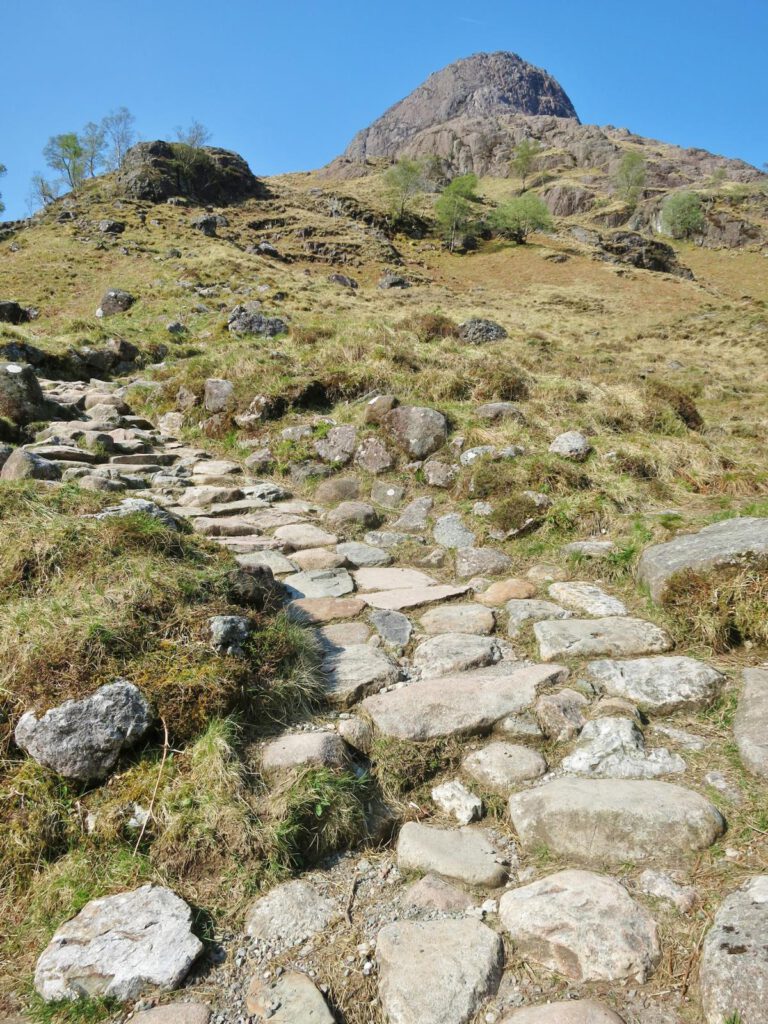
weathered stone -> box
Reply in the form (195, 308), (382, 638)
(397, 822), (507, 886)
(476, 401), (525, 423)
(315, 476), (360, 503)
(535, 617), (673, 660)
(96, 288), (135, 317)
(509, 778), (725, 864)
(563, 539), (617, 559)
(370, 608), (412, 645)
(494, 713), (544, 739)
(237, 549), (296, 575)
(502, 1001), (626, 1023)
(549, 430), (592, 461)
(419, 603), (495, 635)
(274, 523), (338, 550)
(376, 918), (503, 1024)
(476, 579), (536, 606)
(637, 517), (768, 601)
(262, 731), (348, 771)
(337, 716), (374, 754)
(288, 596), (365, 623)
(362, 584), (472, 610)
(228, 303), (287, 336)
(500, 869), (660, 981)
(291, 547), (347, 571)
(321, 644), (399, 705)
(637, 869), (697, 913)
(203, 378), (235, 413)
(370, 480), (405, 508)
(412, 633), (506, 678)
(462, 742), (547, 793)
(315, 424), (357, 465)
(132, 1004), (211, 1024)
(0, 362), (50, 425)
(316, 622), (371, 648)
(246, 971), (334, 1023)
(245, 880), (335, 952)
(433, 513), (476, 549)
(561, 716), (686, 778)
(458, 318), (508, 344)
(363, 663), (568, 741)
(423, 461), (458, 488)
(1, 447), (61, 480)
(432, 780), (483, 825)
(354, 436), (393, 473)
(283, 568), (354, 599)
(325, 500), (379, 529)
(15, 681), (152, 782)
(364, 394), (397, 424)
(393, 496), (433, 533)
(336, 541), (392, 567)
(404, 873), (476, 912)
(699, 875), (768, 1024)
(735, 668), (768, 779)
(209, 615), (253, 656)
(34, 885), (201, 1001)
(384, 405), (447, 459)
(354, 567), (436, 591)
(535, 688), (588, 741)
(585, 656), (723, 714)
(505, 599), (572, 636)
(548, 582), (627, 616)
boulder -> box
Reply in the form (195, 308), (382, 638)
(116, 140), (262, 204)
(227, 303), (287, 336)
(548, 430), (592, 461)
(560, 716), (686, 778)
(598, 230), (693, 278)
(499, 869), (660, 981)
(96, 288), (135, 317)
(699, 875), (768, 1024)
(15, 681), (152, 782)
(534, 617), (673, 660)
(734, 667), (768, 778)
(34, 884), (201, 1001)
(378, 273), (411, 289)
(325, 500), (379, 529)
(476, 401), (525, 423)
(423, 460), (458, 488)
(458, 318), (508, 344)
(462, 741), (547, 793)
(384, 405), (447, 459)
(364, 394), (398, 424)
(1, 447), (61, 481)
(376, 918), (503, 1024)
(0, 362), (50, 425)
(508, 778), (725, 864)
(245, 879), (335, 952)
(393, 496), (434, 532)
(637, 517), (768, 601)
(328, 273), (358, 289)
(585, 655), (723, 713)
(475, 579), (536, 606)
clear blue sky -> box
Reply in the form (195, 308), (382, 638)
(2, 0), (766, 218)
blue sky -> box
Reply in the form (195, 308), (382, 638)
(2, 0), (766, 218)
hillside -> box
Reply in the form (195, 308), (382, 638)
(1, 53), (768, 1024)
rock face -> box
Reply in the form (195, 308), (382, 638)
(508, 778), (725, 864)
(376, 918), (504, 1024)
(699, 875), (768, 1024)
(734, 668), (768, 778)
(15, 681), (153, 781)
(343, 52), (578, 164)
(116, 140), (263, 204)
(499, 869), (660, 982)
(34, 884), (202, 1001)
(637, 517), (768, 601)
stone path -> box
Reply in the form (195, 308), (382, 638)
(8, 373), (768, 1024)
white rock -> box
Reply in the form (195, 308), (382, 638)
(548, 581), (627, 616)
(585, 655), (724, 713)
(412, 633), (507, 679)
(462, 742), (547, 793)
(432, 780), (483, 825)
(561, 716), (686, 778)
(396, 822), (507, 887)
(637, 869), (697, 913)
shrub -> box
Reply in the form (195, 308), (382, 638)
(489, 193), (553, 242)
(661, 191), (705, 238)
(400, 312), (458, 342)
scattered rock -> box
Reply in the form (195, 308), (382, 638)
(337, 716), (373, 754)
(462, 742), (547, 793)
(370, 480), (405, 508)
(203, 377), (236, 413)
(502, 1001), (626, 1023)
(15, 681), (152, 782)
(0, 362), (51, 425)
(364, 394), (398, 424)
(476, 579), (536, 607)
(209, 614), (253, 656)
(423, 460), (458, 488)
(328, 273), (358, 289)
(288, 596), (366, 623)
(549, 430), (592, 460)
(405, 873), (475, 912)
(131, 1005), (210, 1024)
(325, 500), (379, 529)
(458, 318), (508, 344)
(384, 405), (447, 459)
(315, 476), (360, 503)
(1, 447), (61, 481)
(393, 496), (434, 532)
(355, 435), (394, 473)
(34, 884), (201, 1001)
(274, 523), (338, 550)
(283, 568), (355, 599)
(336, 541), (392, 567)
(378, 273), (411, 289)
(96, 288), (135, 317)
(476, 401), (525, 422)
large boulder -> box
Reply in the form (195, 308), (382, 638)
(699, 875), (768, 1024)
(637, 517), (768, 601)
(0, 300), (31, 324)
(598, 231), (694, 278)
(1, 447), (61, 481)
(15, 681), (153, 781)
(116, 140), (263, 204)
(227, 302), (288, 336)
(383, 405), (447, 459)
(96, 289), (135, 318)
(0, 363), (50, 425)
(34, 884), (202, 1001)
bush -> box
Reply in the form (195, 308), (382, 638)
(661, 191), (705, 238)
(400, 312), (458, 342)
(490, 193), (553, 242)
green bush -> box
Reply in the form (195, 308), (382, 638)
(490, 193), (553, 243)
(661, 191), (706, 238)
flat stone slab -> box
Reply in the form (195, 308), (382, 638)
(585, 655), (723, 713)
(419, 603), (496, 635)
(321, 644), (399, 705)
(361, 584), (470, 611)
(535, 617), (673, 660)
(505, 599), (573, 636)
(370, 608), (412, 646)
(499, 869), (660, 982)
(462, 741), (547, 793)
(273, 523), (338, 550)
(404, 873), (476, 913)
(548, 582), (628, 616)
(245, 880), (335, 953)
(503, 1000), (627, 1022)
(734, 668), (768, 779)
(412, 633), (506, 679)
(34, 884), (202, 1001)
(397, 822), (508, 887)
(283, 568), (355, 599)
(261, 731), (349, 771)
(235, 549), (296, 574)
(377, 918), (503, 1024)
(699, 875), (768, 1024)
(363, 663), (569, 741)
(637, 516), (768, 601)
(353, 567), (437, 591)
(508, 778), (725, 864)
(335, 541), (392, 567)
(287, 597), (366, 623)
(315, 622), (371, 648)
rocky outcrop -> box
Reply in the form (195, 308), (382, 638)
(116, 141), (264, 205)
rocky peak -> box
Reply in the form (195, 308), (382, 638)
(343, 52), (579, 162)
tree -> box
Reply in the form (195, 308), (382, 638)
(614, 151), (646, 207)
(510, 138), (542, 191)
(102, 107), (136, 170)
(175, 120), (211, 148)
(434, 173), (481, 251)
(661, 191), (705, 238)
(0, 164), (6, 215)
(43, 133), (86, 190)
(490, 193), (553, 243)
(384, 158), (425, 221)
(28, 173), (60, 210)
(81, 121), (107, 177)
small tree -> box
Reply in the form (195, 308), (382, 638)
(434, 173), (481, 251)
(0, 164), (6, 215)
(43, 133), (86, 190)
(661, 191), (705, 238)
(102, 107), (136, 170)
(176, 120), (211, 148)
(29, 173), (60, 210)
(510, 138), (542, 191)
(614, 151), (646, 207)
(81, 121), (107, 177)
(490, 193), (553, 243)
(384, 158), (425, 221)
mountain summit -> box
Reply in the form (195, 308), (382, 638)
(342, 52), (579, 162)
